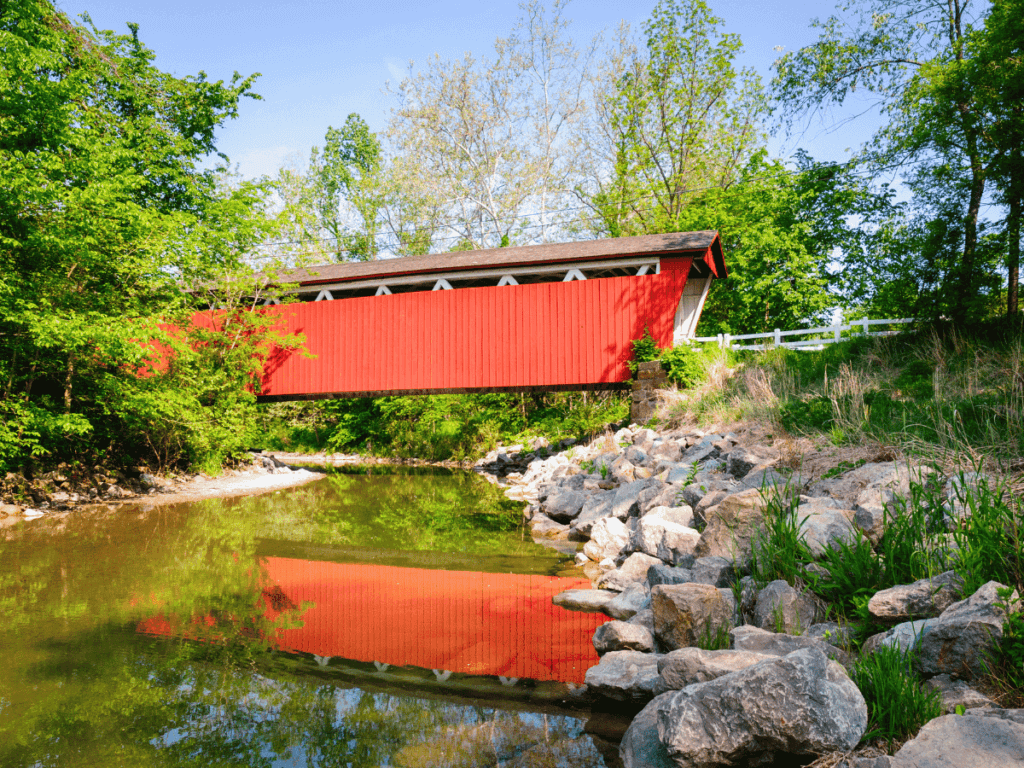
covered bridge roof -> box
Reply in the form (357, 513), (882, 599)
(280, 231), (726, 288)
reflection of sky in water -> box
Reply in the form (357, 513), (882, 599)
(151, 672), (604, 768)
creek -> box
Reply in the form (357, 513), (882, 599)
(0, 465), (628, 766)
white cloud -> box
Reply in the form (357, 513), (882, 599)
(383, 56), (409, 85)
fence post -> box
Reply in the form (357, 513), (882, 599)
(774, 328), (781, 347)
(863, 318), (869, 336)
(724, 333), (731, 349)
(717, 333), (724, 348)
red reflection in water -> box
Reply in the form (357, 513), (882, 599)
(139, 558), (609, 684)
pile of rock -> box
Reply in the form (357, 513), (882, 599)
(475, 426), (1023, 767)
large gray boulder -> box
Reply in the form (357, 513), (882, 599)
(694, 488), (768, 564)
(598, 552), (663, 592)
(569, 492), (614, 538)
(582, 516), (630, 562)
(797, 498), (860, 558)
(605, 582), (651, 620)
(657, 647), (773, 690)
(610, 478), (658, 519)
(619, 698), (676, 768)
(643, 504), (695, 528)
(629, 515), (701, 567)
(691, 555), (738, 587)
(917, 581), (1019, 680)
(647, 563), (694, 588)
(726, 445), (779, 479)
(651, 583), (735, 651)
(529, 512), (569, 537)
(868, 571), (965, 623)
(552, 589), (616, 613)
(654, 648), (867, 767)
(584, 650), (663, 703)
(732, 625), (852, 667)
(890, 711), (1024, 767)
(641, 484), (684, 515)
(752, 580), (822, 634)
(593, 620), (655, 655)
(542, 488), (589, 522)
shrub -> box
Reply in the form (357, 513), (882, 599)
(628, 327), (661, 375)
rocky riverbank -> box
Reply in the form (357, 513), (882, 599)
(473, 425), (1024, 768)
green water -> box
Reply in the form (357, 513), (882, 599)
(0, 466), (622, 767)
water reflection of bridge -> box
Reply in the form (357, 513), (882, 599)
(139, 555), (610, 686)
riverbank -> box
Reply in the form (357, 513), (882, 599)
(469, 420), (1024, 767)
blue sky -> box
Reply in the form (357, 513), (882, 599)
(56, 0), (885, 179)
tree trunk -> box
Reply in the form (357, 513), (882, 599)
(1008, 148), (1021, 317)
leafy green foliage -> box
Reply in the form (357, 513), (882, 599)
(628, 328), (662, 375)
(852, 645), (943, 746)
(748, 489), (813, 589)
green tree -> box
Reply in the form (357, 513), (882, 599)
(0, 0), (281, 471)
(309, 113), (386, 261)
(772, 0), (1005, 322)
(587, 0), (767, 236)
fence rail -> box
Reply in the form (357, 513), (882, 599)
(691, 317), (915, 351)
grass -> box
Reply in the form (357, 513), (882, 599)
(658, 319), (1024, 482)
(851, 645), (943, 749)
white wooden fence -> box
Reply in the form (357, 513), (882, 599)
(691, 317), (915, 352)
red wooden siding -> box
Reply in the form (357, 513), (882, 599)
(258, 256), (693, 398)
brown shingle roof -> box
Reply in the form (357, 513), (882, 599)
(279, 231), (725, 286)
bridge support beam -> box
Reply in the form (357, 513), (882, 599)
(631, 360), (669, 424)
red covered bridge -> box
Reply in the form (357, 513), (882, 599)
(256, 231), (725, 401)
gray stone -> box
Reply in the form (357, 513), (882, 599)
(753, 580), (822, 634)
(868, 571), (965, 622)
(541, 488), (589, 522)
(628, 608), (655, 633)
(731, 625), (852, 667)
(691, 555), (738, 587)
(923, 674), (997, 713)
(917, 581), (1018, 680)
(657, 648), (867, 766)
(642, 504), (695, 528)
(628, 515), (701, 567)
(726, 445), (779, 479)
(583, 517), (630, 562)
(694, 488), (769, 564)
(679, 481), (708, 509)
(650, 439), (683, 463)
(598, 552), (663, 592)
(853, 486), (899, 543)
(664, 464), (697, 484)
(610, 479), (657, 520)
(651, 583), (735, 651)
(619, 695), (676, 768)
(838, 758), (893, 768)
(797, 501), (859, 558)
(529, 513), (569, 538)
(863, 620), (936, 655)
(657, 647), (773, 690)
(808, 461), (935, 508)
(740, 466), (792, 491)
(646, 563), (694, 588)
(610, 455), (637, 484)
(640, 483), (682, 515)
(568, 491), (614, 538)
(680, 435), (723, 464)
(593, 620), (655, 655)
(605, 582), (651, 620)
(583, 650), (663, 703)
(890, 712), (1024, 767)
(552, 589), (617, 613)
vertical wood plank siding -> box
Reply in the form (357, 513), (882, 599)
(258, 256), (693, 397)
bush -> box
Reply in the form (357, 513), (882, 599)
(660, 344), (713, 388)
